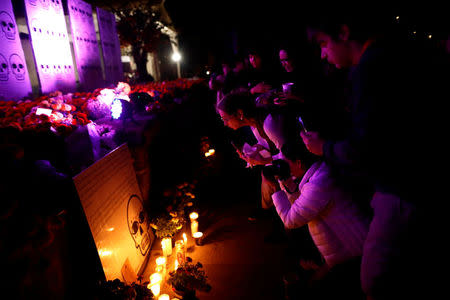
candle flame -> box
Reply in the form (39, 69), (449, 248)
(189, 212), (198, 220)
(205, 148), (215, 157)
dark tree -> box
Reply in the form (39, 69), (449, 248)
(89, 0), (172, 82)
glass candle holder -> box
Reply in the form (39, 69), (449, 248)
(174, 240), (186, 267)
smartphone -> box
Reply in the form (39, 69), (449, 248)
(298, 116), (308, 132)
(230, 141), (241, 152)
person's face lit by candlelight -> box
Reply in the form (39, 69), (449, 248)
(249, 53), (262, 69)
(279, 50), (294, 73)
(218, 109), (246, 130)
(314, 27), (354, 69)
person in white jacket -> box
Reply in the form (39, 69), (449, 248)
(263, 140), (370, 298)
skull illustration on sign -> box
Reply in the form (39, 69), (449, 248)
(9, 54), (25, 80)
(0, 54), (9, 81)
(1, 12), (15, 40)
(127, 194), (151, 256)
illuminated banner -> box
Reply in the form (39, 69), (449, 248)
(24, 0), (76, 94)
(67, 0), (103, 91)
(73, 144), (153, 281)
(96, 7), (123, 85)
(0, 0), (32, 101)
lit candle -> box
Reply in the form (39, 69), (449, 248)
(189, 212), (199, 237)
(161, 237), (172, 256)
(158, 294), (170, 300)
(175, 240), (186, 268)
(193, 231), (204, 246)
(183, 233), (187, 244)
(148, 273), (162, 297)
(155, 256), (166, 275)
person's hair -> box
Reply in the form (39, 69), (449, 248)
(281, 140), (318, 169)
(306, 7), (391, 43)
(215, 89), (264, 120)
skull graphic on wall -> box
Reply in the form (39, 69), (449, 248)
(9, 54), (25, 81)
(0, 54), (9, 81)
(50, 0), (61, 12)
(40, 63), (52, 78)
(0, 11), (15, 40)
(127, 194), (152, 256)
(39, 0), (50, 10)
(30, 18), (44, 40)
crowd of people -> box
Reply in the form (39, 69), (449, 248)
(210, 8), (447, 300)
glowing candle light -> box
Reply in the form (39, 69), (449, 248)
(158, 294), (170, 300)
(161, 237), (172, 256)
(193, 231), (204, 246)
(174, 240), (186, 269)
(189, 212), (199, 237)
(205, 149), (215, 157)
(148, 273), (162, 297)
(183, 233), (187, 244)
(155, 256), (166, 275)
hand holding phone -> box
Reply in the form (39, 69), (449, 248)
(298, 116), (308, 132)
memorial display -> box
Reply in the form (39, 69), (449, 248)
(0, 0), (32, 100)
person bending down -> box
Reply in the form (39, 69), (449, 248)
(263, 140), (370, 299)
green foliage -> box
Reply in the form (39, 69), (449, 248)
(167, 260), (211, 293)
(151, 216), (181, 239)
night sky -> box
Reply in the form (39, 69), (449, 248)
(164, 0), (313, 76)
(164, 1), (449, 77)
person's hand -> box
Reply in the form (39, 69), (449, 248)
(235, 147), (270, 167)
(250, 82), (272, 94)
(300, 131), (324, 156)
(245, 150), (272, 166)
(273, 92), (304, 105)
(261, 170), (281, 192)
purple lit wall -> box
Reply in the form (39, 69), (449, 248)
(96, 7), (123, 85)
(67, 0), (103, 91)
(24, 0), (76, 94)
(0, 0), (32, 101)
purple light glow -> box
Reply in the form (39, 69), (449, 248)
(96, 7), (123, 85)
(111, 98), (122, 119)
(24, 0), (76, 94)
(0, 0), (32, 101)
(68, 0), (103, 91)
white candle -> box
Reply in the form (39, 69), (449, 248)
(148, 273), (162, 297)
(189, 212), (198, 220)
(161, 237), (172, 256)
(193, 231), (203, 245)
(189, 212), (199, 237)
(190, 220), (198, 236)
(155, 256), (166, 275)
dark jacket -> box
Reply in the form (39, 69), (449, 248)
(323, 37), (447, 203)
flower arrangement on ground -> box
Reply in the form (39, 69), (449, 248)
(167, 259), (211, 297)
(96, 278), (153, 300)
(150, 216), (182, 239)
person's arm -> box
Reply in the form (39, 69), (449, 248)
(272, 180), (331, 229)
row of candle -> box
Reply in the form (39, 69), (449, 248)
(150, 212), (204, 298)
